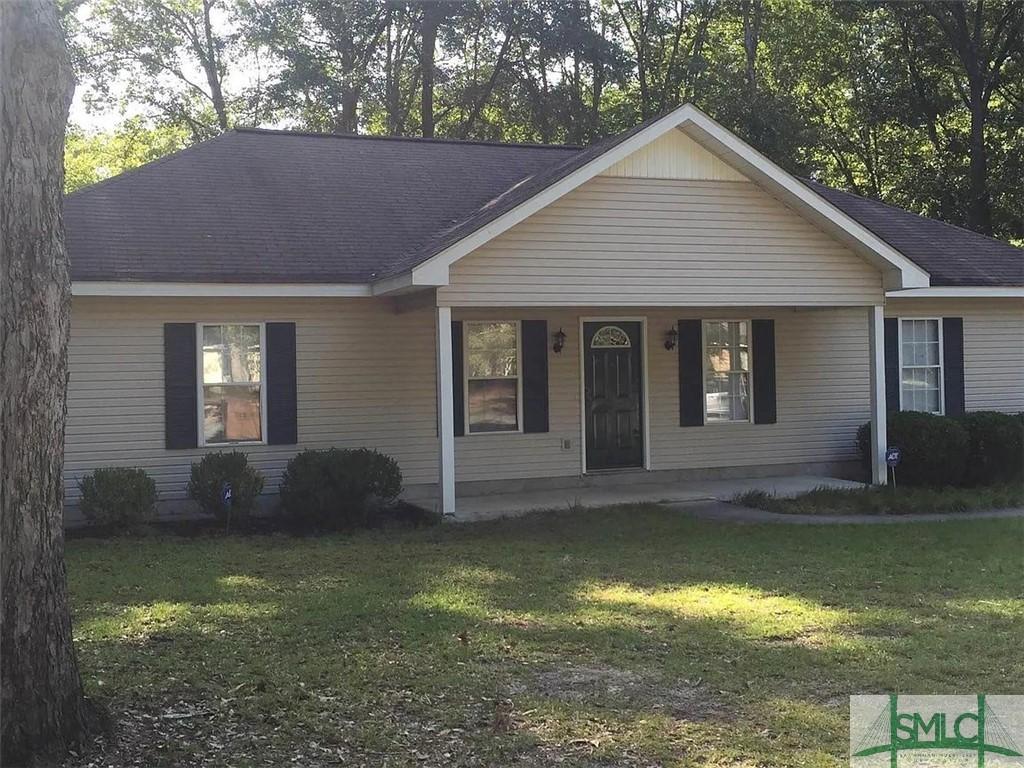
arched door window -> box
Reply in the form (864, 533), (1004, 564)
(590, 325), (631, 348)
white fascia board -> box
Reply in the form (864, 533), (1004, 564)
(371, 272), (417, 295)
(72, 281), (373, 297)
(886, 286), (1024, 298)
(677, 112), (930, 291)
(406, 103), (709, 287)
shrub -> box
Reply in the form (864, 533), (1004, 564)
(78, 467), (157, 527)
(857, 411), (970, 487)
(187, 451), (264, 523)
(279, 448), (402, 530)
(958, 411), (1024, 486)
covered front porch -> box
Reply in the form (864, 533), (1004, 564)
(428, 303), (889, 520)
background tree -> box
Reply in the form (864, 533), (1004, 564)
(76, 0), (255, 141)
(1, 0), (97, 763)
(65, 118), (190, 191)
(65, 0), (1024, 241)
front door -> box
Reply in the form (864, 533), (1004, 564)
(583, 321), (644, 470)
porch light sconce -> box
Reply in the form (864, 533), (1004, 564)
(552, 327), (567, 354)
(664, 326), (679, 351)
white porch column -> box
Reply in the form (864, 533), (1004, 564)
(868, 305), (888, 485)
(435, 306), (457, 516)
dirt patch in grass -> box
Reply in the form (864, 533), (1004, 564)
(64, 693), (352, 768)
(513, 663), (727, 722)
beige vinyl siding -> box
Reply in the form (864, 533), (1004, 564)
(437, 177), (885, 307)
(648, 308), (868, 470)
(886, 297), (1024, 413)
(599, 128), (748, 181)
(66, 296), (438, 501)
(452, 306), (871, 481)
(454, 308), (582, 482)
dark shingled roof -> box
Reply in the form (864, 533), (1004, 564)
(803, 179), (1023, 287)
(65, 129), (580, 283)
(66, 126), (1023, 287)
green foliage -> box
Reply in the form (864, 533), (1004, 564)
(857, 411), (971, 487)
(278, 448), (403, 530)
(957, 411), (1024, 486)
(187, 451), (265, 523)
(65, 119), (189, 192)
(77, 466), (157, 527)
(735, 483), (1023, 516)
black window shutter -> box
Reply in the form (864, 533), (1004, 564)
(751, 319), (777, 424)
(266, 322), (298, 445)
(884, 317), (900, 413)
(521, 320), (549, 433)
(942, 317), (965, 416)
(164, 323), (198, 449)
(678, 319), (704, 426)
(451, 321), (465, 436)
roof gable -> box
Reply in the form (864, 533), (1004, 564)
(401, 104), (930, 292)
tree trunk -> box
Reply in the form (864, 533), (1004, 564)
(419, 2), (444, 137)
(966, 79), (992, 234)
(200, 0), (229, 132)
(1, 1), (95, 764)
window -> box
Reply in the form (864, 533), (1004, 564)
(200, 324), (265, 444)
(591, 325), (631, 348)
(704, 320), (751, 423)
(465, 321), (520, 433)
(900, 318), (943, 414)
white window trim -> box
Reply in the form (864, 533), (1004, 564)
(196, 322), (269, 447)
(463, 320), (524, 436)
(897, 316), (945, 415)
(701, 319), (754, 425)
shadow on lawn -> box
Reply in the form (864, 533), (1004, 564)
(66, 505), (1024, 765)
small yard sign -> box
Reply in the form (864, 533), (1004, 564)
(885, 447), (901, 467)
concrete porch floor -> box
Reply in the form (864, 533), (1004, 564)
(453, 474), (863, 521)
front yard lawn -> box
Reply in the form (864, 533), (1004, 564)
(65, 505), (1024, 767)
(735, 483), (1024, 516)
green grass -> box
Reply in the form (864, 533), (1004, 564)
(734, 483), (1024, 516)
(65, 505), (1024, 766)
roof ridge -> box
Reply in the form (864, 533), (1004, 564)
(802, 177), (1023, 253)
(233, 126), (584, 151)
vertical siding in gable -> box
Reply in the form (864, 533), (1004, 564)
(65, 296), (439, 501)
(437, 177), (885, 307)
(600, 129), (749, 181)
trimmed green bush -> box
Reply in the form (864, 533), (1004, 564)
(78, 467), (157, 527)
(857, 411), (970, 487)
(187, 451), (264, 523)
(958, 411), (1024, 485)
(279, 448), (402, 530)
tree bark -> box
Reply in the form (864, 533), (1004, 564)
(1, 0), (95, 764)
(200, 0), (229, 132)
(419, 2), (444, 137)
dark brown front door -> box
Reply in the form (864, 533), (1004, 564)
(584, 321), (644, 470)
